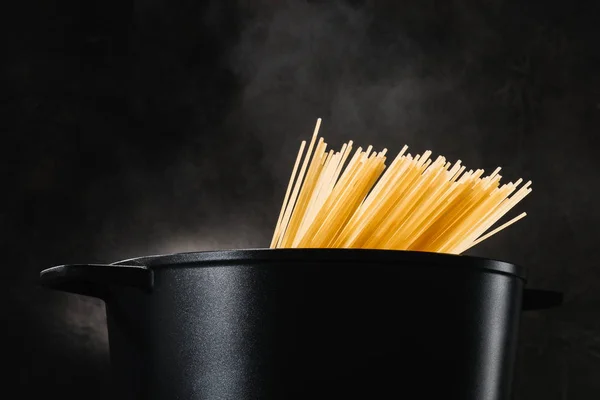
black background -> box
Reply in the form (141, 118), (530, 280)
(3, 0), (600, 398)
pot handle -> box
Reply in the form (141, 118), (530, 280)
(39, 264), (153, 299)
(522, 289), (563, 311)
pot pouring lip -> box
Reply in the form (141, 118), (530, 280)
(111, 248), (526, 280)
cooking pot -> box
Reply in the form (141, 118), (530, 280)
(39, 248), (562, 400)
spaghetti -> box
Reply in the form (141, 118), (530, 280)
(271, 118), (531, 254)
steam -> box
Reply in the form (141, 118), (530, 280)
(230, 0), (485, 189)
(86, 0), (500, 261)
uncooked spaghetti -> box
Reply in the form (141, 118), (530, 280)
(270, 118), (531, 254)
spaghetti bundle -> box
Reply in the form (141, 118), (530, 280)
(270, 118), (531, 254)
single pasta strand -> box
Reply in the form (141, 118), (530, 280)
(459, 212), (527, 253)
(270, 140), (306, 248)
(489, 167), (502, 180)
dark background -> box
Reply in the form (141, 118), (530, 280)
(3, 0), (599, 398)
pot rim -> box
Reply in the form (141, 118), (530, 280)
(112, 248), (526, 280)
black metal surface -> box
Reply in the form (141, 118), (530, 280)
(39, 249), (559, 400)
(40, 264), (152, 298)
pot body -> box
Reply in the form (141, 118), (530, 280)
(41, 249), (528, 400)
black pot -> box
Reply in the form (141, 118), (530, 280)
(39, 249), (562, 400)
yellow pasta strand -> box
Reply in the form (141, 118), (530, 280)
(273, 118), (531, 254)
